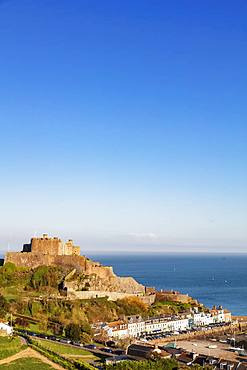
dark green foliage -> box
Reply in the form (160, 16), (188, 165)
(105, 358), (179, 370)
(65, 323), (81, 341)
(105, 359), (211, 370)
(0, 263), (17, 286)
(0, 294), (8, 317)
(0, 263), (31, 289)
(31, 265), (62, 289)
(80, 321), (92, 335)
(2, 262), (17, 274)
(65, 321), (91, 342)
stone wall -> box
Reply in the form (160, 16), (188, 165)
(156, 291), (196, 304)
(141, 294), (156, 305)
(5, 252), (89, 271)
(66, 289), (143, 301)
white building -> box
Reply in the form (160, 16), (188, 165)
(145, 317), (169, 334)
(167, 317), (189, 332)
(0, 323), (13, 336)
(127, 316), (145, 337)
(211, 306), (230, 323)
(102, 320), (128, 339)
(102, 306), (231, 339)
(192, 312), (214, 326)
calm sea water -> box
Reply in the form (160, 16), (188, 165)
(89, 254), (247, 316)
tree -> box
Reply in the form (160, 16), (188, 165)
(0, 294), (8, 318)
(65, 323), (81, 341)
(80, 332), (91, 344)
(80, 321), (92, 335)
(31, 266), (61, 289)
(105, 358), (179, 369)
(116, 296), (148, 316)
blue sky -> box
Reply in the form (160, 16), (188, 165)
(0, 0), (247, 253)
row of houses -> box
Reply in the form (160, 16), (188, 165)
(102, 306), (232, 339)
(112, 344), (246, 370)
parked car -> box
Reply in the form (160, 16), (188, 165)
(84, 344), (97, 350)
(99, 347), (112, 353)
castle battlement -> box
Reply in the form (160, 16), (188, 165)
(22, 234), (80, 256)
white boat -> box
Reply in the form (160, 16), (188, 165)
(229, 347), (243, 352)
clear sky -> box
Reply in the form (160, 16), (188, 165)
(0, 0), (247, 253)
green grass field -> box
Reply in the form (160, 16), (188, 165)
(0, 357), (55, 369)
(35, 338), (98, 362)
(0, 337), (26, 360)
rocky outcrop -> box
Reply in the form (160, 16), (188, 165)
(64, 273), (145, 295)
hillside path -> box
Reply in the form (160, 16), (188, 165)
(0, 347), (65, 369)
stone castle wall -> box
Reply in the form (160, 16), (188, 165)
(66, 289), (143, 301)
(66, 288), (155, 303)
(5, 252), (88, 271)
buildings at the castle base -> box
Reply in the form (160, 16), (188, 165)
(100, 307), (232, 339)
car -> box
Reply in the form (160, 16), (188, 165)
(60, 339), (71, 344)
(104, 348), (113, 353)
(114, 349), (125, 355)
(84, 344), (97, 350)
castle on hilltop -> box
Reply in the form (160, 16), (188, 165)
(22, 234), (80, 256)
(4, 234), (84, 270)
(4, 234), (147, 301)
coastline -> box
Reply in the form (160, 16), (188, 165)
(89, 253), (247, 316)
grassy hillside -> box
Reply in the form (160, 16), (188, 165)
(0, 357), (56, 370)
(0, 337), (26, 360)
(35, 338), (99, 363)
(0, 262), (197, 339)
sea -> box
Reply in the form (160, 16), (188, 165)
(89, 253), (247, 316)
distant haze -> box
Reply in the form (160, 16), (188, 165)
(0, 1), (246, 254)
